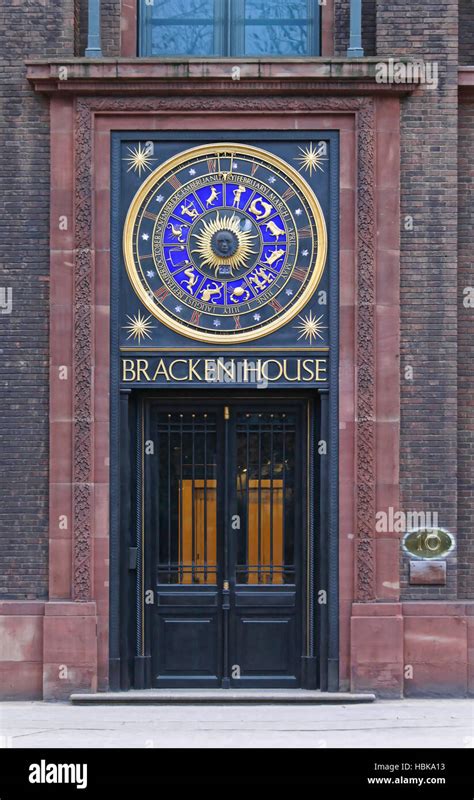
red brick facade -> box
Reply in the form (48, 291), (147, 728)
(458, 99), (474, 600)
(0, 1), (473, 699)
(0, 0), (76, 600)
(377, 1), (460, 600)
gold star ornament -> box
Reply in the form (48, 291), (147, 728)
(123, 143), (155, 176)
(294, 310), (327, 344)
(123, 311), (155, 343)
(295, 143), (327, 177)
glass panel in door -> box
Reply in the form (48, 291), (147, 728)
(235, 411), (296, 585)
(156, 411), (218, 585)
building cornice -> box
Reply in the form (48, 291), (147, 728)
(26, 58), (419, 96)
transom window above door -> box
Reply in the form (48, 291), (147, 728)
(139, 0), (321, 57)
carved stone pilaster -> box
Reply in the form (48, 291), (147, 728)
(73, 98), (94, 600)
(355, 98), (377, 600)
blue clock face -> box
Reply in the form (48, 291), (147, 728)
(123, 143), (327, 343)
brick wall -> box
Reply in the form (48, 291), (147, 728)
(101, 0), (121, 57)
(362, 0), (377, 56)
(334, 0), (349, 54)
(0, 0), (75, 598)
(376, 1), (459, 600)
(75, 0), (88, 56)
(458, 101), (474, 599)
(459, 0), (474, 65)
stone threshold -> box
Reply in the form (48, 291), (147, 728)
(70, 690), (376, 705)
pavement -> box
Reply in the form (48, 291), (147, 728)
(0, 698), (473, 748)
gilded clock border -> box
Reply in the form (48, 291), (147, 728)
(123, 142), (328, 344)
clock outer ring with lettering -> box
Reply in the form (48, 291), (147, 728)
(123, 142), (327, 344)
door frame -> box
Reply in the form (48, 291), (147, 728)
(110, 389), (338, 691)
(109, 130), (339, 693)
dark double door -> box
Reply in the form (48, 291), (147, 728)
(144, 398), (306, 688)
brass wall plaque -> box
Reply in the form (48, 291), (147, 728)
(402, 528), (455, 560)
(409, 560), (447, 585)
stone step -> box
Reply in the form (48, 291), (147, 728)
(70, 690), (376, 705)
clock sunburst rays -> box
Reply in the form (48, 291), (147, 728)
(191, 212), (258, 276)
(294, 310), (327, 344)
(124, 143), (155, 176)
(295, 142), (327, 177)
(123, 310), (155, 343)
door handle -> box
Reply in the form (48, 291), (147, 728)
(222, 580), (230, 609)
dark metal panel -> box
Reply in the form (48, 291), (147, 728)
(234, 591), (296, 608)
(229, 402), (303, 687)
(157, 592), (219, 607)
(302, 395), (317, 689)
(110, 126), (340, 691)
(109, 134), (125, 691)
(147, 403), (223, 686)
(327, 134), (340, 692)
(222, 403), (231, 688)
(118, 390), (132, 691)
(116, 130), (335, 364)
(318, 389), (329, 691)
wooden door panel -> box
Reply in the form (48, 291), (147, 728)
(229, 407), (302, 686)
(150, 407), (223, 686)
(155, 611), (220, 684)
(235, 617), (296, 674)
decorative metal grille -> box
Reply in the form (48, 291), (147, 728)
(236, 411), (296, 584)
(156, 411), (218, 584)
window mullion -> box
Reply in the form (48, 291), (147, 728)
(230, 0), (245, 57)
(309, 0), (321, 56)
(139, 0), (152, 57)
(214, 0), (227, 56)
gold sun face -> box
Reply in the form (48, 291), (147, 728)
(294, 310), (327, 344)
(191, 212), (258, 276)
(123, 143), (155, 176)
(295, 142), (327, 177)
(123, 311), (155, 342)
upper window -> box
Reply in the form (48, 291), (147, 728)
(139, 0), (321, 57)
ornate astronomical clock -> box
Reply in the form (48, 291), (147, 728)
(123, 143), (327, 344)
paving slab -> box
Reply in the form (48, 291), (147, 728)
(1, 699), (472, 748)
